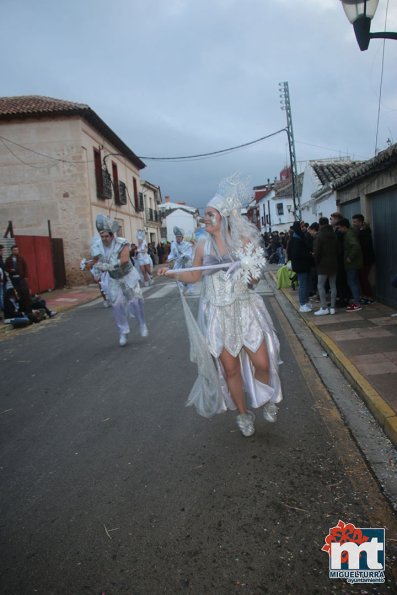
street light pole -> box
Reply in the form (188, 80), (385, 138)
(340, 0), (397, 51)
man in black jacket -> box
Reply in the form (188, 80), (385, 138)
(313, 217), (339, 316)
(290, 221), (313, 312)
(352, 214), (376, 304)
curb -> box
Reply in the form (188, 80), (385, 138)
(270, 272), (397, 447)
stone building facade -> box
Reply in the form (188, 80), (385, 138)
(0, 95), (146, 285)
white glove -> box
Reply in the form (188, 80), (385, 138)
(80, 258), (88, 271)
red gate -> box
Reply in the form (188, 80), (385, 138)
(14, 236), (55, 294)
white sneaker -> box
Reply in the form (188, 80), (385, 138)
(329, 308), (336, 315)
(119, 333), (128, 346)
(299, 304), (312, 313)
(314, 307), (329, 316)
(236, 411), (255, 437)
(263, 402), (279, 423)
(103, 300), (110, 308)
(140, 323), (148, 337)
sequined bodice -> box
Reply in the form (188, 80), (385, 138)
(202, 254), (249, 307)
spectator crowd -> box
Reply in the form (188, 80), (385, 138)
(267, 213), (376, 315)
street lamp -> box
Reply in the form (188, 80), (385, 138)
(340, 0), (397, 51)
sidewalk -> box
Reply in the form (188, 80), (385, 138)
(271, 271), (397, 447)
(41, 284), (101, 312)
(0, 284), (100, 338)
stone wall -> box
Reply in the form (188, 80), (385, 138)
(0, 116), (145, 286)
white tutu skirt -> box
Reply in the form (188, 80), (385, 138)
(196, 292), (282, 412)
(137, 253), (153, 267)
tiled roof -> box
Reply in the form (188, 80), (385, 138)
(275, 172), (303, 198)
(311, 160), (363, 186)
(0, 95), (145, 170)
(332, 143), (397, 190)
(254, 188), (273, 202)
(0, 96), (90, 117)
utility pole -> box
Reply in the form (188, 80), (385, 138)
(279, 81), (301, 220)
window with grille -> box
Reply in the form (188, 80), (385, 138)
(133, 178), (139, 211)
(118, 181), (127, 205)
(112, 162), (120, 204)
(94, 148), (112, 200)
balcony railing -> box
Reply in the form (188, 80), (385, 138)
(144, 208), (160, 223)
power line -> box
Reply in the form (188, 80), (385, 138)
(138, 129), (286, 161)
(0, 129), (287, 167)
(0, 133), (91, 165)
(0, 137), (60, 169)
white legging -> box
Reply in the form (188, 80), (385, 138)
(111, 295), (146, 334)
(317, 273), (337, 309)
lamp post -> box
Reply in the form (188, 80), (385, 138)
(340, 0), (397, 51)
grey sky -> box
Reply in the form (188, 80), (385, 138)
(1, 0), (396, 209)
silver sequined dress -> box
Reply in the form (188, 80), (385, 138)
(191, 238), (282, 413)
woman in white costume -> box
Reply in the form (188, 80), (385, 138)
(136, 231), (153, 286)
(159, 177), (282, 437)
(88, 215), (148, 345)
(167, 226), (194, 294)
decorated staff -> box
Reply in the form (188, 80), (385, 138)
(159, 174), (282, 437)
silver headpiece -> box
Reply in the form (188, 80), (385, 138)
(96, 214), (119, 235)
(207, 173), (249, 217)
(173, 226), (184, 237)
(137, 230), (145, 241)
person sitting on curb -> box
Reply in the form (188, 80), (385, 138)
(3, 288), (44, 327)
(31, 294), (57, 318)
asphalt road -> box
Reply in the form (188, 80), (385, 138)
(0, 280), (396, 594)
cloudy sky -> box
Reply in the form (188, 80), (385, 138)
(1, 0), (396, 209)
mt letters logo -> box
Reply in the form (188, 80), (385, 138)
(322, 520), (385, 584)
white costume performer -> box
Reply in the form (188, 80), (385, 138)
(167, 227), (193, 294)
(136, 231), (153, 286)
(165, 175), (282, 437)
(194, 237), (282, 410)
(90, 215), (148, 345)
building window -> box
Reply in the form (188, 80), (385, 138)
(112, 162), (120, 204)
(118, 181), (127, 205)
(276, 202), (284, 216)
(93, 148), (112, 200)
(133, 177), (139, 211)
(94, 148), (102, 196)
(114, 218), (124, 237)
